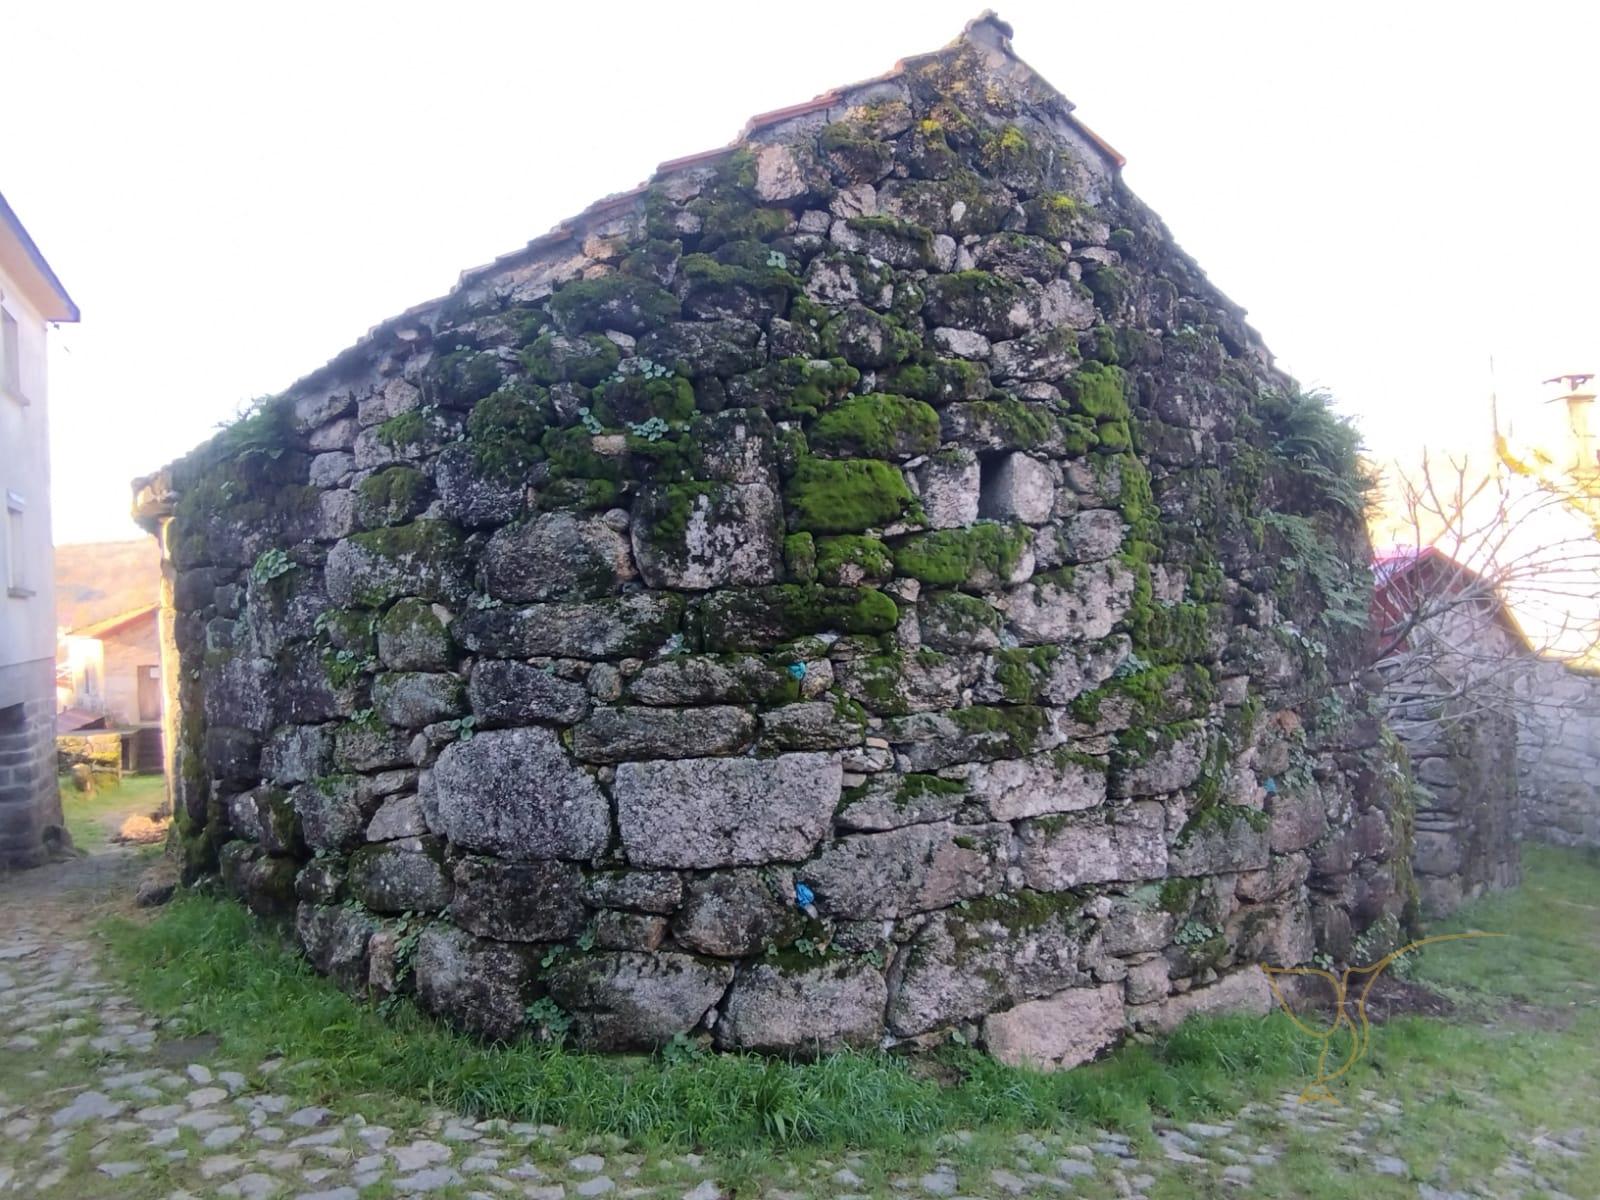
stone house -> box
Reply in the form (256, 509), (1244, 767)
(54, 539), (165, 772)
(134, 15), (1424, 1066)
(1372, 547), (1522, 916)
(0, 188), (78, 868)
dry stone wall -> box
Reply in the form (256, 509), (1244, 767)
(1514, 656), (1600, 849)
(136, 17), (1418, 1067)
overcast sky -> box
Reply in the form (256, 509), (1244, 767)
(7, 0), (1597, 545)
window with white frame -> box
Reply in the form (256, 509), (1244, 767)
(1, 308), (21, 401)
(5, 492), (28, 596)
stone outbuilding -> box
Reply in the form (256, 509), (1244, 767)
(133, 14), (1420, 1066)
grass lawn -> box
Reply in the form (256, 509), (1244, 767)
(97, 845), (1600, 1194)
(59, 771), (169, 853)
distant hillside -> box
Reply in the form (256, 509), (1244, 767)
(55, 539), (160, 633)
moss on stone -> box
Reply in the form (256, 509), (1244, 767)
(520, 333), (621, 386)
(465, 384), (550, 481)
(990, 645), (1064, 704)
(762, 357), (861, 419)
(947, 705), (1051, 756)
(819, 122), (894, 180)
(814, 535), (894, 587)
(1085, 264), (1132, 315)
(958, 888), (1082, 933)
(921, 590), (1001, 643)
(548, 273), (681, 334)
(807, 394), (940, 461)
(690, 584), (900, 650)
(892, 522), (1031, 589)
(540, 426), (626, 483)
(785, 458), (913, 533)
(592, 373), (696, 430)
(783, 532), (818, 583)
(679, 248), (799, 299)
(425, 349), (504, 407)
(896, 773), (966, 805)
(964, 397), (1060, 448)
(376, 409), (433, 451)
(1066, 362), (1130, 422)
(343, 520), (465, 609)
(355, 466), (431, 529)
(1022, 192), (1082, 240)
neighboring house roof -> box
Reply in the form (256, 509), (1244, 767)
(1371, 546), (1532, 652)
(74, 604), (159, 641)
(0, 189), (79, 323)
(57, 709), (109, 733)
(55, 539), (162, 633)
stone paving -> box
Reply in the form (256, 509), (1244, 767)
(0, 851), (1589, 1199)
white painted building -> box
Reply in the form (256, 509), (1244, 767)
(0, 190), (79, 867)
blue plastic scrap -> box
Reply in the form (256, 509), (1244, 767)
(794, 882), (815, 909)
(787, 662), (807, 681)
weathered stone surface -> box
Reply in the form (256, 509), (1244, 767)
(291, 777), (380, 852)
(979, 453), (1055, 524)
(630, 483), (782, 590)
(1168, 810), (1271, 875)
(981, 983), (1125, 1071)
(884, 706), (1065, 770)
(582, 870), (685, 914)
(432, 727), (610, 860)
(334, 722), (412, 772)
(467, 658), (591, 728)
(450, 856), (586, 941)
(366, 793), (427, 841)
(325, 522), (466, 609)
(760, 701), (866, 750)
(452, 593), (683, 659)
(571, 705), (756, 763)
(914, 450), (981, 530)
(1110, 726), (1208, 798)
(966, 751), (1107, 821)
(202, 654), (275, 736)
(718, 959), (887, 1055)
(836, 651), (970, 716)
(1135, 967), (1273, 1033)
(805, 821), (1009, 919)
(626, 653), (791, 706)
(1018, 803), (1168, 889)
(295, 902), (378, 991)
(887, 896), (1089, 1035)
(377, 599), (454, 671)
(834, 773), (968, 832)
(615, 753), (840, 868)
(483, 512), (636, 604)
(413, 926), (534, 1041)
(372, 672), (465, 728)
(671, 869), (801, 957)
(261, 724), (333, 786)
(347, 840), (451, 913)
(544, 952), (733, 1051)
(1008, 561), (1134, 644)
(218, 841), (299, 915)
(434, 443), (523, 528)
(1059, 509), (1125, 563)
(754, 142), (809, 201)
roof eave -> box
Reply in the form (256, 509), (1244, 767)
(0, 190), (81, 323)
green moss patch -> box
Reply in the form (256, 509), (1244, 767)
(892, 523), (1031, 589)
(814, 535), (894, 587)
(808, 394), (940, 461)
(786, 458), (914, 533)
